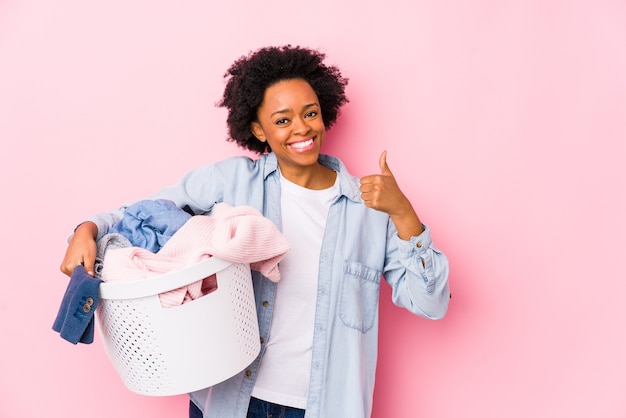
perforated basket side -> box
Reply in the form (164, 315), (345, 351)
(226, 263), (260, 360)
(96, 260), (260, 396)
(97, 298), (174, 395)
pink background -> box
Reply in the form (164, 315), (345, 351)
(1, 1), (625, 417)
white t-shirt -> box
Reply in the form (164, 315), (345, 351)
(251, 172), (339, 409)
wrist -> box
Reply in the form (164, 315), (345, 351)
(74, 221), (98, 240)
(390, 211), (424, 240)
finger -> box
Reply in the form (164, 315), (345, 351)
(60, 261), (80, 277)
(379, 151), (393, 176)
(360, 172), (381, 186)
(61, 259), (95, 277)
(82, 258), (96, 277)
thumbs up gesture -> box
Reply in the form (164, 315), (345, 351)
(360, 151), (424, 239)
(360, 151), (405, 214)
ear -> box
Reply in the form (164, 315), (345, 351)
(251, 121), (266, 142)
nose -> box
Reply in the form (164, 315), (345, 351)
(292, 116), (310, 135)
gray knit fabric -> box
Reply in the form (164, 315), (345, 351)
(94, 233), (132, 279)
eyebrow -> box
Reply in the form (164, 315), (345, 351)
(270, 102), (319, 118)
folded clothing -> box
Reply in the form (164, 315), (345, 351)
(110, 199), (191, 253)
(94, 233), (132, 279)
(102, 203), (290, 308)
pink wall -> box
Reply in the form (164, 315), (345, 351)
(1, 1), (625, 417)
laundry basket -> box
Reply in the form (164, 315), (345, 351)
(96, 257), (260, 396)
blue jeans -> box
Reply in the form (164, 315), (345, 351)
(189, 398), (305, 418)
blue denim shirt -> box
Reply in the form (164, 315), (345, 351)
(88, 153), (450, 418)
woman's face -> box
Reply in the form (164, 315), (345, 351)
(251, 78), (326, 174)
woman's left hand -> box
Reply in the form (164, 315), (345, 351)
(360, 151), (424, 239)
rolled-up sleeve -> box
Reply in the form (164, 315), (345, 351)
(385, 224), (450, 319)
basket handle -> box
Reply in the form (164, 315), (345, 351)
(99, 257), (234, 300)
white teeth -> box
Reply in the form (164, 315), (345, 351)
(290, 139), (313, 149)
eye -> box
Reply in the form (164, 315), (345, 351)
(305, 111), (318, 118)
(275, 118), (289, 125)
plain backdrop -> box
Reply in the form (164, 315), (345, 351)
(1, 1), (625, 417)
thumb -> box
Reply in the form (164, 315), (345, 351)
(379, 151), (393, 176)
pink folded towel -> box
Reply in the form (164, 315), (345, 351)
(101, 203), (290, 307)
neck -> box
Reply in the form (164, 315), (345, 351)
(280, 162), (336, 190)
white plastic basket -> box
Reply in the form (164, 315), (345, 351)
(96, 257), (260, 396)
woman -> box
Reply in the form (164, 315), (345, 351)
(60, 45), (450, 418)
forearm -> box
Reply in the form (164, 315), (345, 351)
(385, 225), (450, 319)
(84, 208), (125, 241)
(389, 199), (425, 240)
(74, 221), (98, 240)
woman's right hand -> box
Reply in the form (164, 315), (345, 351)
(59, 221), (98, 277)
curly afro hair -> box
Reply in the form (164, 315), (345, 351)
(218, 45), (349, 154)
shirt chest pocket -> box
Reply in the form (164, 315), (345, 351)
(339, 261), (382, 333)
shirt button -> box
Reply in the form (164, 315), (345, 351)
(85, 297), (94, 307)
(416, 241), (422, 248)
(260, 337), (265, 344)
(262, 301), (269, 307)
(245, 370), (252, 377)
(83, 304), (92, 313)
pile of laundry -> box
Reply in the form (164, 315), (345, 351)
(53, 200), (290, 345)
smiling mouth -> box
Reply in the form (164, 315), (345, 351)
(288, 138), (315, 150)
(289, 138), (313, 149)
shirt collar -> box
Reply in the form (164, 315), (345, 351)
(262, 153), (362, 203)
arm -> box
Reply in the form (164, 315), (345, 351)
(60, 163), (218, 277)
(58, 159), (229, 277)
(361, 151), (449, 318)
(384, 224), (450, 319)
